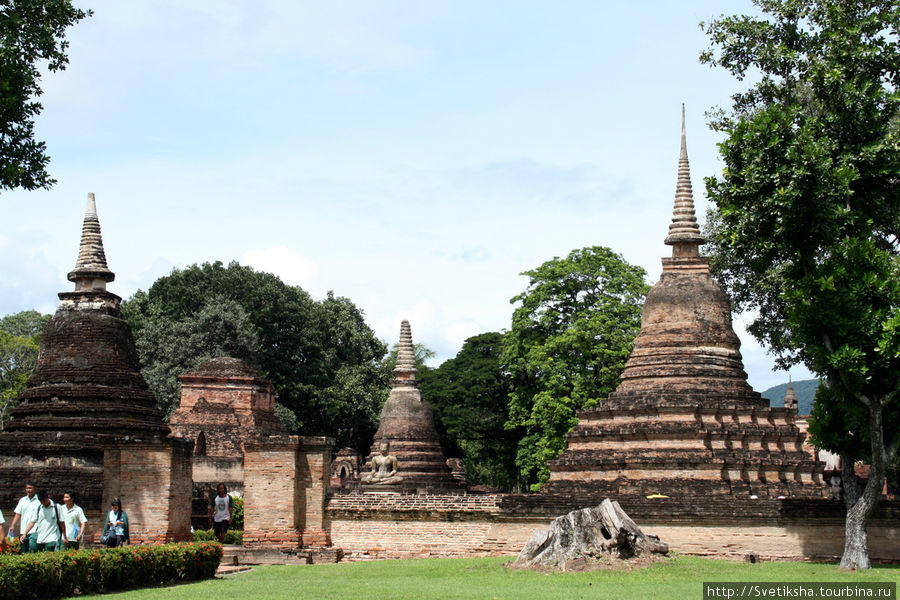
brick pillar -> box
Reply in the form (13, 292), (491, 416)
(102, 437), (193, 544)
(298, 438), (332, 547)
(243, 435), (333, 549)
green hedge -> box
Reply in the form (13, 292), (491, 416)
(193, 529), (242, 545)
(0, 541), (223, 600)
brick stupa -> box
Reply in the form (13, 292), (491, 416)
(544, 111), (822, 498)
(362, 320), (458, 490)
(169, 357), (286, 492)
(0, 195), (170, 511)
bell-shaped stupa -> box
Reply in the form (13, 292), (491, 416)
(362, 320), (458, 490)
(544, 110), (822, 498)
(7, 194), (169, 438)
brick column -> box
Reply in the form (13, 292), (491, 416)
(298, 438), (332, 547)
(102, 437), (193, 544)
(243, 435), (333, 549)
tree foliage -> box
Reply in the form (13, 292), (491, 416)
(0, 0), (90, 191)
(0, 310), (50, 427)
(122, 261), (389, 451)
(501, 246), (648, 490)
(701, 0), (900, 569)
(419, 332), (522, 491)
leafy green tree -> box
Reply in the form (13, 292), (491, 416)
(501, 247), (648, 490)
(130, 296), (260, 417)
(0, 310), (50, 337)
(0, 310), (50, 427)
(0, 1), (91, 190)
(122, 261), (388, 451)
(701, 0), (900, 569)
(419, 332), (523, 491)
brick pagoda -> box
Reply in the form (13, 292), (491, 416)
(0, 196), (188, 534)
(6, 195), (169, 440)
(169, 356), (286, 492)
(544, 112), (822, 498)
(362, 320), (458, 490)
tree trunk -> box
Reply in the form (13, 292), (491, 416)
(840, 450), (859, 507)
(839, 399), (886, 570)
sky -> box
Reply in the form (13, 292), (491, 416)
(0, 1), (813, 392)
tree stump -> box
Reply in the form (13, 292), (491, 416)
(513, 498), (668, 568)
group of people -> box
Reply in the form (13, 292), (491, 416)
(0, 483), (130, 552)
(0, 482), (234, 552)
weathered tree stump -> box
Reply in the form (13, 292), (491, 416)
(513, 498), (668, 568)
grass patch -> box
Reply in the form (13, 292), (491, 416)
(79, 555), (900, 600)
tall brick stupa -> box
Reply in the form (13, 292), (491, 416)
(0, 195), (170, 510)
(543, 110), (822, 498)
(362, 320), (458, 490)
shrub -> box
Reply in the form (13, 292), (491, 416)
(193, 529), (242, 545)
(0, 541), (222, 600)
(230, 496), (244, 530)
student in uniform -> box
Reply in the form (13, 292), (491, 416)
(12, 483), (39, 553)
(22, 490), (64, 552)
(61, 491), (88, 550)
(102, 498), (129, 547)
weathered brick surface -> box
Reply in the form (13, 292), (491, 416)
(103, 438), (193, 544)
(327, 494), (900, 562)
(243, 436), (333, 549)
(169, 358), (285, 493)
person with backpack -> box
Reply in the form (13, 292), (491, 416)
(208, 483), (232, 543)
(60, 491), (88, 550)
(101, 498), (129, 547)
(22, 490), (64, 552)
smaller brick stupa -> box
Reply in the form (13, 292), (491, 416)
(169, 357), (285, 491)
(783, 379), (799, 412)
(361, 320), (458, 491)
(544, 110), (822, 499)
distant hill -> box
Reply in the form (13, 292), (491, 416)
(762, 379), (821, 416)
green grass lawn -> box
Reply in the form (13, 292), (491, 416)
(82, 555), (900, 600)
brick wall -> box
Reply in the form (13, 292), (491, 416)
(243, 436), (333, 549)
(102, 437), (193, 544)
(327, 493), (900, 562)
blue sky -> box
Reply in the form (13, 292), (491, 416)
(0, 1), (812, 391)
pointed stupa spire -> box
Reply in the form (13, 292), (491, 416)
(67, 193), (115, 291)
(393, 320), (418, 384)
(783, 376), (798, 411)
(664, 105), (705, 251)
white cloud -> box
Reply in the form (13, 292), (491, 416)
(241, 246), (318, 289)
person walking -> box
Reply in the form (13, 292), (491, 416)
(60, 491), (88, 550)
(11, 483), (39, 553)
(102, 498), (129, 547)
(208, 483), (232, 543)
(22, 491), (64, 552)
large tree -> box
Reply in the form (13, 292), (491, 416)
(0, 310), (50, 427)
(419, 332), (523, 491)
(0, 0), (90, 190)
(701, 0), (900, 569)
(122, 261), (389, 452)
(502, 247), (648, 490)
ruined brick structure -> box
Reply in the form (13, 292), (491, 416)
(326, 493), (899, 561)
(360, 320), (458, 491)
(169, 357), (285, 492)
(0, 195), (190, 541)
(544, 113), (822, 498)
(242, 435), (340, 561)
